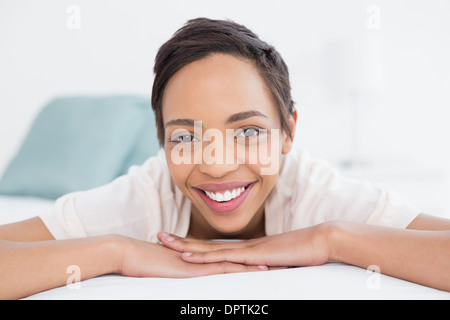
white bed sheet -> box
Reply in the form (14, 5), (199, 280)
(25, 263), (449, 300)
(0, 195), (448, 300)
(0, 195), (55, 224)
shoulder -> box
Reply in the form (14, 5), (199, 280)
(266, 148), (344, 233)
(45, 149), (175, 239)
(273, 148), (420, 229)
(128, 148), (169, 183)
(278, 148), (340, 188)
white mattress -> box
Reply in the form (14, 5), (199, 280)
(0, 195), (448, 300)
(25, 263), (449, 300)
(0, 195), (55, 224)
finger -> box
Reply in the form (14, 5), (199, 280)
(181, 247), (254, 265)
(157, 232), (218, 252)
(157, 231), (216, 245)
(158, 231), (246, 253)
(268, 266), (288, 271)
(195, 262), (268, 277)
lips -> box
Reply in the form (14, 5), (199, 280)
(193, 181), (256, 214)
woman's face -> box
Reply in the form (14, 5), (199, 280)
(163, 53), (296, 239)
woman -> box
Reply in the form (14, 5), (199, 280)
(1, 18), (449, 299)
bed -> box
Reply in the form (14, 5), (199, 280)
(0, 195), (448, 300)
(0, 96), (449, 300)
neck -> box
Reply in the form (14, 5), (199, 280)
(188, 205), (265, 240)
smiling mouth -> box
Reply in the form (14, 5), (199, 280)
(193, 181), (256, 213)
(203, 186), (246, 202)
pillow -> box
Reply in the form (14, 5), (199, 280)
(0, 95), (159, 199)
(119, 105), (161, 175)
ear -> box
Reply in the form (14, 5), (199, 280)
(281, 109), (297, 154)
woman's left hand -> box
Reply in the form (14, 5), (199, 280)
(157, 223), (333, 269)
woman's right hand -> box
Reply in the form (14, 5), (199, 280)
(116, 235), (267, 278)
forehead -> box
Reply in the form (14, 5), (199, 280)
(162, 53), (278, 126)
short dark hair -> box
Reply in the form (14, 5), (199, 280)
(151, 17), (295, 146)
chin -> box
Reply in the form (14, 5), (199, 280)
(204, 211), (257, 238)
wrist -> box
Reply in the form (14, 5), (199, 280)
(320, 221), (347, 263)
(99, 234), (128, 275)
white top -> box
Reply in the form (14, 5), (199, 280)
(39, 148), (421, 243)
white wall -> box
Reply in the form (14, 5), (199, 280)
(1, 0), (449, 215)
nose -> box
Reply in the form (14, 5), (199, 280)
(196, 134), (240, 178)
(197, 160), (239, 178)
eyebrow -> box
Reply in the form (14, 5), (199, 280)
(225, 110), (268, 124)
(164, 110), (268, 128)
(164, 118), (197, 128)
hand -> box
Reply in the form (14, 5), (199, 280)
(116, 235), (267, 279)
(158, 223), (332, 269)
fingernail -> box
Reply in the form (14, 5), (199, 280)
(258, 265), (268, 270)
(182, 252), (192, 257)
(161, 232), (174, 241)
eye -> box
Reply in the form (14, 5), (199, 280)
(235, 127), (260, 138)
(170, 134), (199, 143)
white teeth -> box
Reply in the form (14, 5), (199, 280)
(204, 187), (246, 202)
(223, 191), (231, 201)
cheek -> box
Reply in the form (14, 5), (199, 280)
(242, 130), (283, 176)
(165, 148), (195, 192)
(244, 160), (278, 194)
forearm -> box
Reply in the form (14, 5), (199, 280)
(328, 222), (450, 291)
(0, 235), (122, 299)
